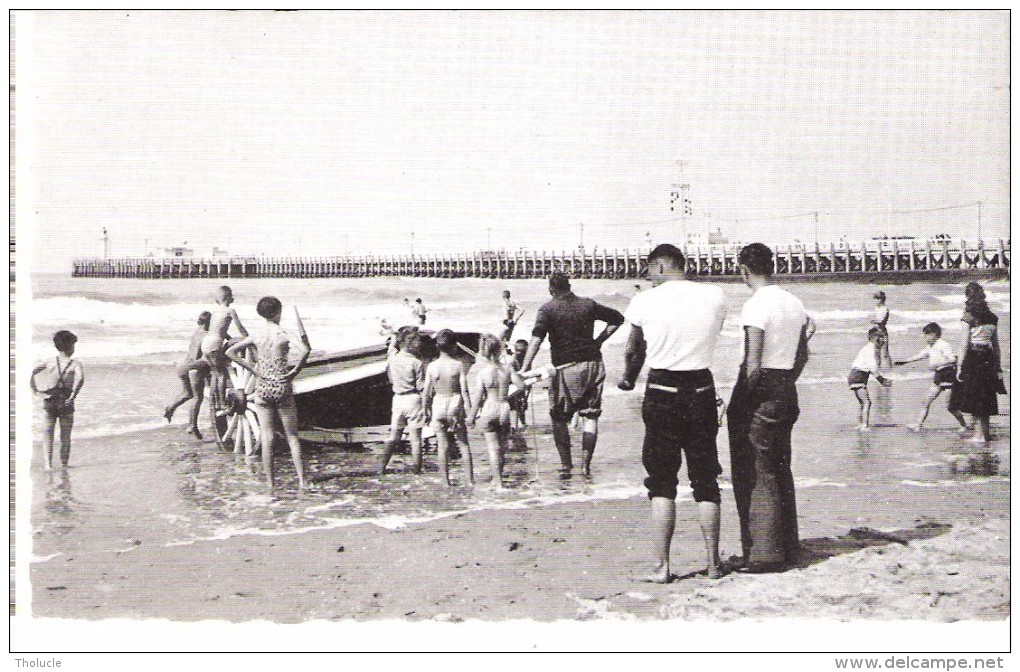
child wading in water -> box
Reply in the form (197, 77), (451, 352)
(163, 311), (212, 438)
(31, 330), (85, 470)
(895, 322), (969, 432)
(202, 286), (248, 415)
(470, 334), (526, 489)
(423, 330), (473, 486)
(226, 297), (311, 492)
(379, 327), (426, 475)
(848, 327), (893, 431)
(509, 338), (530, 428)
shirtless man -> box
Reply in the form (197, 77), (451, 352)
(163, 310), (212, 438)
(202, 286), (248, 413)
(500, 290), (522, 342)
(470, 334), (526, 488)
(423, 330), (473, 486)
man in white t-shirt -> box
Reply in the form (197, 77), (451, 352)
(727, 243), (812, 573)
(619, 243), (727, 582)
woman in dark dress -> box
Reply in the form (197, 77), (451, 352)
(948, 282), (1001, 443)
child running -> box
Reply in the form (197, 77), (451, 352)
(31, 330), (85, 470)
(163, 310), (212, 439)
(423, 329), (473, 486)
(848, 327), (893, 431)
(202, 286), (248, 414)
(226, 297), (311, 492)
(895, 322), (969, 432)
(379, 327), (426, 475)
(470, 334), (526, 489)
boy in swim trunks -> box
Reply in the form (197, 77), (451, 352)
(423, 330), (473, 486)
(895, 322), (969, 432)
(848, 327), (893, 431)
(470, 334), (526, 488)
(509, 338), (530, 428)
(163, 310), (212, 439)
(379, 328), (427, 475)
(31, 330), (85, 470)
(202, 286), (248, 414)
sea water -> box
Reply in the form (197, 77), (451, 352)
(26, 274), (1010, 552)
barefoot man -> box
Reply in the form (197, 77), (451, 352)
(618, 244), (727, 582)
(520, 272), (624, 477)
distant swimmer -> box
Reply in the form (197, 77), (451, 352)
(470, 334), (526, 489)
(520, 272), (624, 477)
(226, 296), (311, 492)
(163, 311), (212, 439)
(848, 327), (893, 431)
(31, 330), (85, 470)
(413, 298), (428, 325)
(202, 286), (248, 414)
(895, 322), (968, 433)
(870, 291), (892, 368)
(423, 330), (473, 486)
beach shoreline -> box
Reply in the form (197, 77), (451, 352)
(28, 374), (1010, 627)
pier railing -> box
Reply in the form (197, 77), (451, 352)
(72, 239), (1009, 280)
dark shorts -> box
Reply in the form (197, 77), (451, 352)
(847, 368), (870, 390)
(640, 369), (721, 503)
(548, 359), (606, 422)
(933, 365), (957, 389)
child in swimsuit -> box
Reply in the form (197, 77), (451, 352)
(226, 296), (310, 492)
(31, 330), (85, 470)
(848, 327), (893, 431)
(470, 335), (526, 488)
(509, 338), (530, 428)
(163, 311), (212, 439)
(895, 322), (969, 433)
(423, 329), (473, 486)
(203, 286), (248, 414)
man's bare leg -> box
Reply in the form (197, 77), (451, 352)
(698, 501), (723, 578)
(642, 497), (676, 583)
(551, 420), (572, 470)
(378, 422), (404, 475)
(580, 418), (598, 477)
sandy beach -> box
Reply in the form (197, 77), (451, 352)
(28, 372), (1010, 629)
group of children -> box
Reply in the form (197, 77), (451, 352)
(847, 287), (1000, 442)
(379, 323), (536, 488)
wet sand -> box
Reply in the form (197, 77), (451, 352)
(29, 372), (1010, 628)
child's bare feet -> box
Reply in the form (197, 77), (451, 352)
(706, 564), (727, 580)
(858, 424), (871, 432)
(163, 407), (173, 423)
(906, 424), (921, 432)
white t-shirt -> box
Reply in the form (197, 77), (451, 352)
(851, 343), (880, 373)
(624, 280), (726, 370)
(740, 285), (808, 370)
(926, 339), (957, 370)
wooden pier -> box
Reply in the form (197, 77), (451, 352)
(72, 239), (1010, 281)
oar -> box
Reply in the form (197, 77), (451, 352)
(293, 306), (309, 344)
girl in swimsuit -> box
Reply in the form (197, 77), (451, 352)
(203, 286), (248, 414)
(470, 334), (526, 489)
(423, 330), (473, 486)
(226, 296), (310, 492)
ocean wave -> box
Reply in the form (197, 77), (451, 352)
(166, 480), (646, 546)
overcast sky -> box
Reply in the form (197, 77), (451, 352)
(18, 11), (1009, 271)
